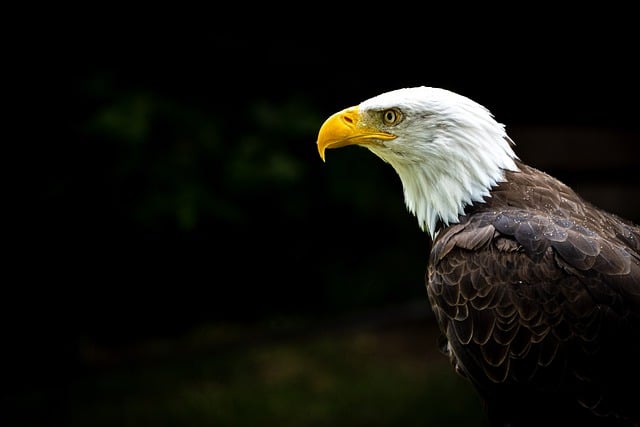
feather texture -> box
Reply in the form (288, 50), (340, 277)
(428, 164), (640, 426)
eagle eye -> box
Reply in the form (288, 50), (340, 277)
(382, 108), (402, 126)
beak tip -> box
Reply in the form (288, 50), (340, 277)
(317, 143), (326, 162)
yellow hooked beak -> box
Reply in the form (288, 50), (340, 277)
(316, 106), (397, 161)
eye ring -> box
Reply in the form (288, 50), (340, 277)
(382, 108), (402, 126)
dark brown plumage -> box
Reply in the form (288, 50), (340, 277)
(428, 162), (640, 426)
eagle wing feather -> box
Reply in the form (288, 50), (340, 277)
(427, 208), (640, 424)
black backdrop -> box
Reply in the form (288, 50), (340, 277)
(8, 19), (640, 420)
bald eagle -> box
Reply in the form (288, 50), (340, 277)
(316, 87), (640, 427)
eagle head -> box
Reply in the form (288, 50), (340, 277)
(316, 86), (519, 237)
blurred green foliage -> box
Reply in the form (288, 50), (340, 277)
(80, 73), (320, 232)
(56, 318), (485, 427)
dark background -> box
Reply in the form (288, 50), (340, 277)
(8, 17), (640, 426)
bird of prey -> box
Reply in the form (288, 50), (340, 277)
(316, 86), (640, 427)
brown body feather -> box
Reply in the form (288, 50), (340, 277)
(428, 161), (640, 426)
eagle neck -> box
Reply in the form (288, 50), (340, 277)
(388, 136), (519, 239)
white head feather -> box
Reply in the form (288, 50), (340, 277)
(359, 86), (519, 237)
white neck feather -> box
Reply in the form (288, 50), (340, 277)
(362, 87), (519, 238)
(387, 131), (518, 238)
